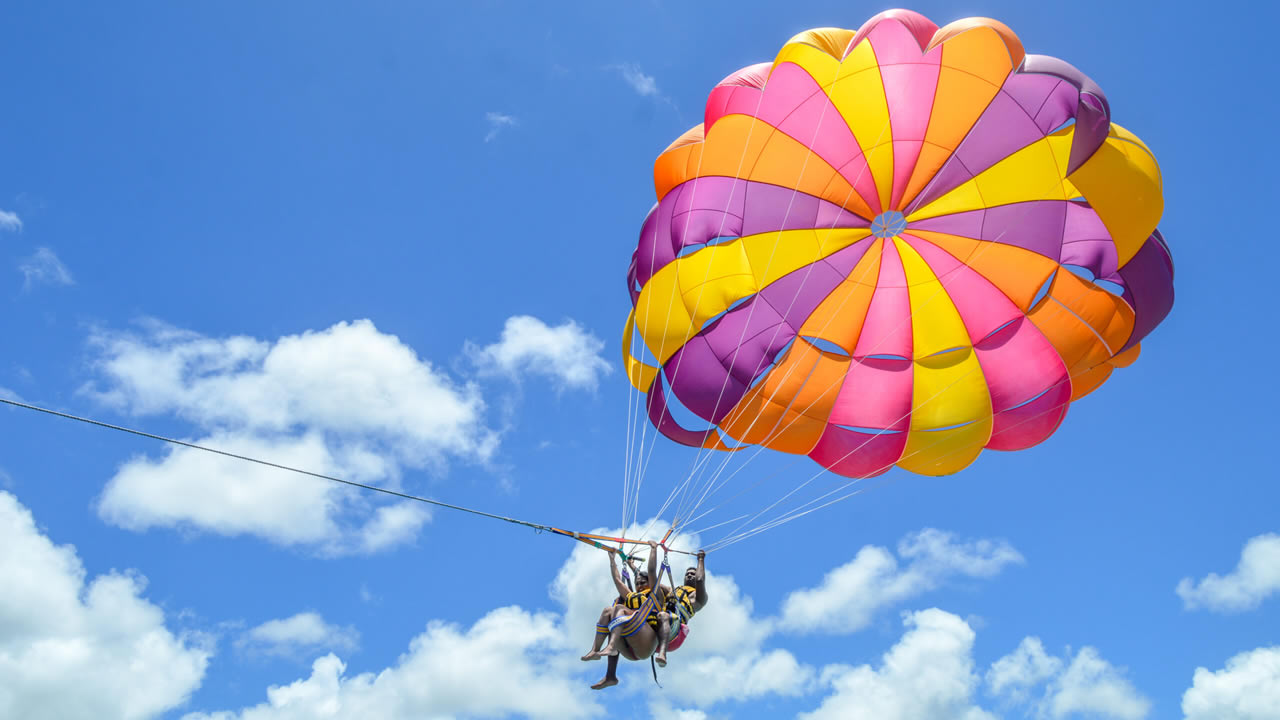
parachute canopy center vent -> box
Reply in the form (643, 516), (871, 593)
(870, 210), (908, 239)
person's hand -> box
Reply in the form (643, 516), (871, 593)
(647, 540), (658, 549)
(697, 550), (706, 560)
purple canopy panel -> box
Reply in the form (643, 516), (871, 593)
(702, 300), (790, 389)
(981, 201), (1067, 259)
(907, 77), (1057, 213)
(1059, 200), (1119, 279)
(1020, 54), (1111, 174)
(664, 335), (750, 424)
(1114, 229), (1175, 353)
(645, 374), (723, 449)
(757, 258), (845, 331)
(909, 208), (985, 239)
(632, 177), (868, 294)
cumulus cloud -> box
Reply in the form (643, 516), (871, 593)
(192, 520), (813, 718)
(236, 612), (359, 659)
(19, 246), (74, 288)
(1177, 533), (1280, 612)
(779, 529), (1023, 634)
(988, 640), (1150, 720)
(469, 315), (612, 391)
(184, 607), (598, 720)
(0, 209), (20, 232)
(0, 490), (210, 719)
(1182, 646), (1280, 720)
(1047, 648), (1151, 719)
(81, 314), (608, 554)
(799, 609), (997, 720)
(484, 111), (517, 142)
(85, 319), (494, 462)
(85, 319), (494, 554)
(986, 637), (1062, 702)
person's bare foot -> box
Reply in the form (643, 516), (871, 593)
(655, 651), (667, 667)
(601, 644), (619, 657)
(581, 651), (601, 662)
(590, 676), (619, 690)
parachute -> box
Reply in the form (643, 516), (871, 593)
(623, 9), (1174, 482)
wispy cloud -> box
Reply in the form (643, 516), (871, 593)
(615, 62), (659, 97)
(485, 112), (517, 143)
(19, 247), (74, 289)
(609, 63), (680, 118)
(0, 209), (21, 232)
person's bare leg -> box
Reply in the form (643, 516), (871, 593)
(582, 606), (613, 661)
(654, 612), (671, 667)
(591, 654), (621, 690)
(594, 605), (630, 659)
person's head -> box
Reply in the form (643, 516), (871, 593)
(636, 570), (651, 589)
(684, 567), (698, 585)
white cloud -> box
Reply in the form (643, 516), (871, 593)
(986, 637), (1062, 702)
(19, 246), (73, 288)
(0, 490), (210, 719)
(988, 641), (1151, 720)
(616, 63), (659, 97)
(779, 529), (1023, 634)
(1047, 647), (1150, 719)
(183, 607), (598, 720)
(1177, 533), (1280, 612)
(0, 209), (20, 232)
(85, 319), (494, 463)
(237, 612), (359, 659)
(85, 319), (496, 554)
(356, 502), (431, 554)
(799, 609), (997, 720)
(192, 521), (812, 718)
(648, 702), (708, 720)
(469, 315), (611, 392)
(1182, 646), (1280, 720)
(484, 111), (517, 142)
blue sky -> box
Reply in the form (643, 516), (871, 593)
(1, 1), (1278, 718)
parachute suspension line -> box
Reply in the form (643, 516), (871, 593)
(669, 35), (948, 534)
(702, 384), (1065, 551)
(625, 49), (775, 545)
(663, 39), (876, 539)
(634, 446), (721, 546)
(623, 355), (637, 532)
(0, 397), (699, 556)
(680, 164), (1095, 538)
(703, 307), (1113, 552)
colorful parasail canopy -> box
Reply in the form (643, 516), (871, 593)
(622, 9), (1174, 479)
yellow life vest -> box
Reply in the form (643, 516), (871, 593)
(671, 584), (696, 622)
(624, 587), (653, 611)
